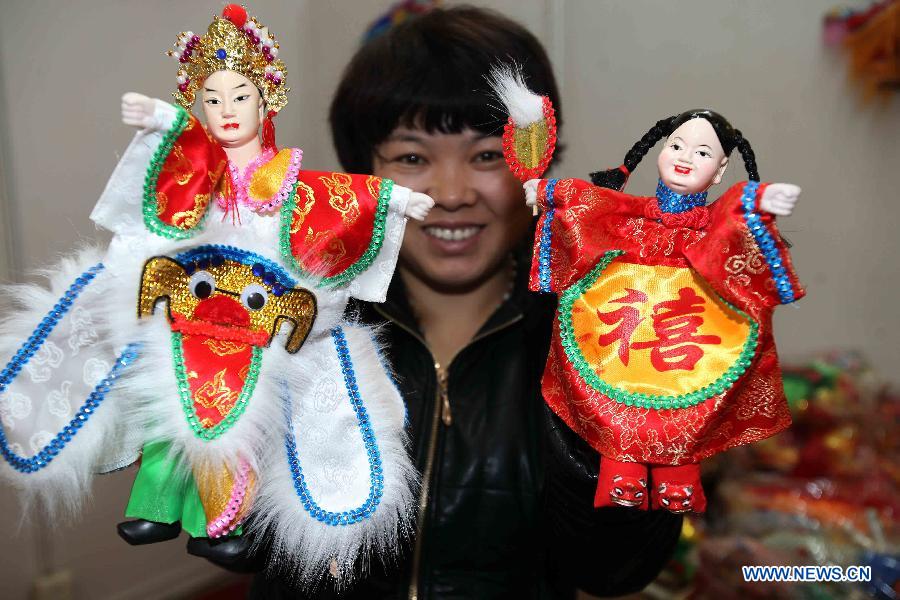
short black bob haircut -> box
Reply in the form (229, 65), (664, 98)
(330, 5), (562, 174)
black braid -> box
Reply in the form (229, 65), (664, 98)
(590, 116), (677, 190)
(733, 129), (759, 181)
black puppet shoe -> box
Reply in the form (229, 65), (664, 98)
(117, 519), (182, 545)
(186, 535), (257, 571)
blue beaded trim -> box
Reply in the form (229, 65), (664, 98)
(0, 262), (143, 472)
(175, 245), (296, 288)
(655, 179), (708, 214)
(538, 179), (558, 293)
(282, 327), (384, 526)
(740, 181), (795, 304)
(0, 344), (140, 473)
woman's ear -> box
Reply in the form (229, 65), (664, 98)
(712, 156), (729, 185)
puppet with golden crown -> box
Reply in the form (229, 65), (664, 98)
(0, 5), (430, 587)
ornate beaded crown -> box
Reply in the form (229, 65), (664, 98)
(168, 4), (288, 113)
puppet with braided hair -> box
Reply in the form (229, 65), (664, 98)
(492, 70), (803, 514)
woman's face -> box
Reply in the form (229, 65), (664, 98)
(657, 118), (728, 194)
(201, 70), (264, 148)
(373, 127), (531, 293)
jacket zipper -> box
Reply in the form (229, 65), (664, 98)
(372, 306), (522, 600)
(408, 361), (446, 600)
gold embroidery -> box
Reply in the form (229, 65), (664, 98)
(291, 181), (316, 232)
(238, 364), (250, 382)
(194, 368), (240, 416)
(365, 175), (381, 200)
(188, 371), (198, 379)
(172, 193), (209, 229)
(156, 191), (168, 216)
(161, 144), (195, 185)
(209, 159), (227, 186)
(319, 173), (360, 225)
(202, 339), (249, 356)
(183, 117), (196, 132)
(305, 227), (347, 271)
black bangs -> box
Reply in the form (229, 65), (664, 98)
(330, 6), (561, 174)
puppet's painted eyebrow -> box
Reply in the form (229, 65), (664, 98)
(670, 136), (685, 144)
(232, 83), (249, 90)
(203, 87), (219, 93)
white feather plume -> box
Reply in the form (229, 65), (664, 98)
(486, 63), (544, 127)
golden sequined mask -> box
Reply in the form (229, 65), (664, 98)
(139, 245), (316, 353)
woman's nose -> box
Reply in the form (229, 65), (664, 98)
(429, 167), (475, 210)
(221, 99), (236, 117)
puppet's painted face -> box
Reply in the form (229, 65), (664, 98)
(657, 118), (728, 195)
(201, 70), (264, 148)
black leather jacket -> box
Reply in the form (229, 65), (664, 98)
(251, 252), (682, 599)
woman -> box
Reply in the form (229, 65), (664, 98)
(246, 6), (683, 598)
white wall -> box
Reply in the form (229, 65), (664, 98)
(0, 1), (897, 598)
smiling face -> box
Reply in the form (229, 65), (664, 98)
(201, 70), (264, 148)
(373, 127), (531, 292)
(657, 118), (729, 194)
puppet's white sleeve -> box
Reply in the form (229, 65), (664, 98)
(90, 100), (182, 237)
(346, 183), (411, 304)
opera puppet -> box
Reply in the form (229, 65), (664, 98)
(0, 5), (433, 587)
(491, 69), (803, 514)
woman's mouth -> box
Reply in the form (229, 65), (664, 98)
(674, 165), (691, 175)
(423, 225), (482, 242)
(223, 123), (240, 130)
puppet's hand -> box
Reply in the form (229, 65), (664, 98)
(406, 192), (435, 221)
(759, 183), (801, 217)
(122, 93), (164, 131)
(524, 179), (540, 208)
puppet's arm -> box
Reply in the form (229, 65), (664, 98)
(759, 183), (801, 216)
(528, 177), (639, 294)
(121, 93), (180, 133)
(687, 181), (805, 313)
(283, 172), (432, 302)
(91, 94), (226, 239)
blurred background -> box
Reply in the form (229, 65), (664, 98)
(0, 1), (897, 598)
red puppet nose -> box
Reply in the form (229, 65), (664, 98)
(193, 294), (251, 328)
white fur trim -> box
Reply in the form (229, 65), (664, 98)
(251, 323), (417, 590)
(0, 248), (141, 518)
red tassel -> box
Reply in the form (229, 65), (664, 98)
(262, 111), (278, 152)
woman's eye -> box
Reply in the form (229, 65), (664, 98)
(474, 151), (503, 163)
(697, 150), (711, 158)
(205, 98), (220, 105)
(671, 143), (681, 150)
(235, 95), (250, 102)
(189, 271), (216, 299)
(396, 154), (425, 165)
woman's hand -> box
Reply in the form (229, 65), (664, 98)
(759, 183), (801, 216)
(405, 192), (435, 221)
(121, 93), (160, 130)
